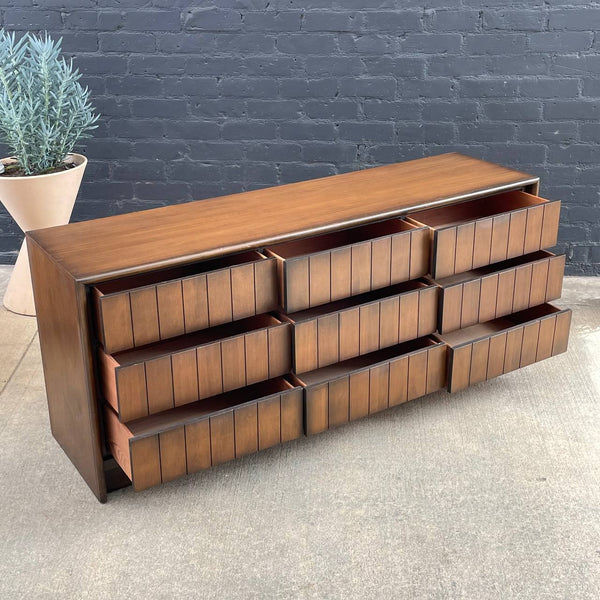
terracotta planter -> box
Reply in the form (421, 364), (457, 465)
(0, 153), (87, 316)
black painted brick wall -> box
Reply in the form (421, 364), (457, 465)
(0, 1), (599, 274)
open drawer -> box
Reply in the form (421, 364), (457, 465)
(295, 337), (447, 436)
(98, 314), (291, 422)
(92, 250), (278, 354)
(407, 190), (561, 279)
(435, 251), (566, 333)
(105, 377), (303, 491)
(439, 303), (572, 393)
(264, 218), (429, 313)
(282, 280), (438, 374)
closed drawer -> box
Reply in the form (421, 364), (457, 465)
(264, 218), (429, 313)
(407, 190), (561, 279)
(435, 251), (566, 333)
(295, 337), (447, 436)
(440, 303), (572, 393)
(98, 314), (291, 422)
(105, 378), (303, 491)
(92, 250), (278, 354)
(284, 280), (439, 374)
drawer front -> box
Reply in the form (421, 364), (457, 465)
(268, 225), (430, 313)
(93, 254), (278, 354)
(304, 343), (447, 435)
(292, 285), (438, 374)
(105, 387), (304, 491)
(100, 322), (292, 422)
(446, 308), (571, 393)
(438, 253), (566, 333)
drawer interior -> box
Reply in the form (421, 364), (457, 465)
(265, 219), (418, 259)
(408, 190), (548, 229)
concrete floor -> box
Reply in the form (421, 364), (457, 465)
(0, 265), (598, 600)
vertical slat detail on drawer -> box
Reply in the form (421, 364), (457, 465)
(359, 302), (380, 355)
(506, 209), (527, 259)
(309, 252), (331, 308)
(339, 307), (360, 361)
(281, 388), (303, 442)
(398, 290), (419, 343)
(418, 286), (438, 336)
(407, 349), (428, 400)
(349, 370), (370, 420)
(523, 205), (544, 254)
(182, 274), (209, 333)
(130, 436), (161, 491)
(520, 320), (541, 367)
(369, 362), (390, 414)
(460, 279), (481, 329)
(197, 342), (223, 399)
(329, 377), (350, 428)
(490, 213), (510, 264)
(472, 218), (493, 269)
(486, 332), (507, 380)
(231, 263), (256, 321)
(210, 412), (235, 466)
(159, 427), (186, 483)
(207, 269), (233, 327)
(185, 419), (211, 473)
(454, 222), (475, 274)
(391, 231), (411, 283)
(116, 364), (148, 421)
(145, 355), (174, 414)
(234, 403), (259, 458)
(268, 324), (292, 378)
(351, 241), (372, 296)
(552, 310), (572, 356)
(536, 315), (557, 361)
(330, 247), (352, 302)
(546, 255), (566, 301)
(379, 296), (400, 349)
(317, 313), (339, 368)
(371, 236), (392, 289)
(426, 345), (447, 393)
(496, 268), (516, 317)
(449, 344), (472, 393)
(244, 329), (269, 385)
(512, 263), (533, 313)
(434, 227), (457, 279)
(504, 327), (524, 373)
(305, 384), (329, 435)
(409, 227), (429, 279)
(130, 287), (160, 347)
(286, 257), (309, 314)
(469, 338), (490, 386)
(254, 258), (278, 314)
(294, 321), (318, 373)
(479, 274), (499, 323)
(157, 280), (185, 340)
(172, 348), (199, 406)
(258, 396), (281, 450)
(441, 285), (463, 333)
(529, 259), (550, 307)
(99, 293), (134, 353)
(540, 201), (561, 249)
(389, 355), (409, 406)
(221, 336), (246, 393)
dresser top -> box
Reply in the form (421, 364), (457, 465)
(27, 153), (537, 283)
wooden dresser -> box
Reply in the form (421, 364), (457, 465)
(27, 153), (571, 502)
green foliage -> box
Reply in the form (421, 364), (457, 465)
(0, 30), (99, 175)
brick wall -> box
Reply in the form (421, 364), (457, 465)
(0, 1), (598, 274)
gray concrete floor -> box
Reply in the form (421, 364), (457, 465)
(0, 265), (598, 600)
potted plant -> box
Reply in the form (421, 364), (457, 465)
(0, 30), (99, 315)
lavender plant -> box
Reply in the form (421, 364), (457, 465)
(0, 30), (99, 176)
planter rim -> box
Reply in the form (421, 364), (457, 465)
(0, 153), (87, 181)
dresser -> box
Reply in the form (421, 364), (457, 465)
(27, 153), (570, 502)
